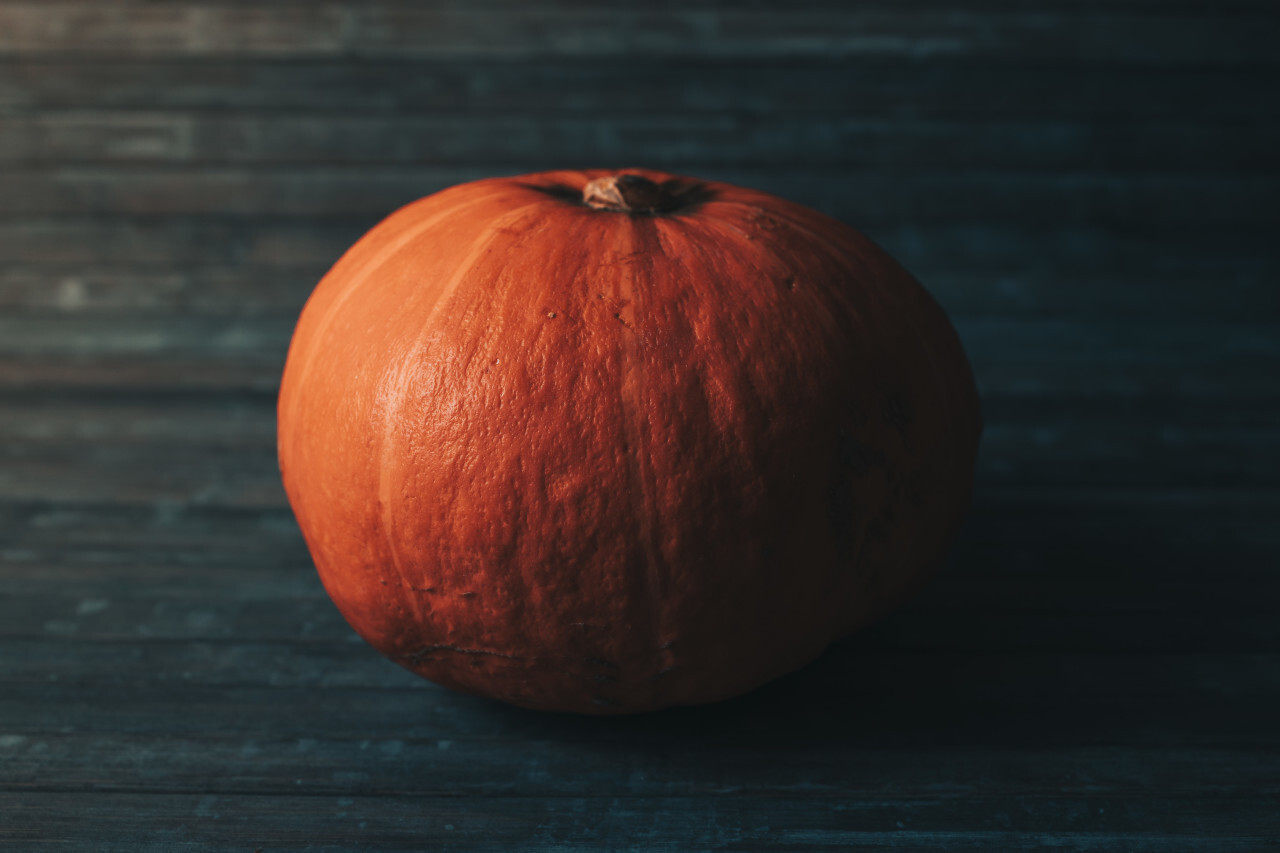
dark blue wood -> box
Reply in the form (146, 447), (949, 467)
(0, 2), (1277, 850)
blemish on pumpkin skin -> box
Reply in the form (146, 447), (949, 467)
(460, 591), (476, 599)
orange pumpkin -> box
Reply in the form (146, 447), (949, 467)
(278, 169), (981, 714)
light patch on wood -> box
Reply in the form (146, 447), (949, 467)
(55, 277), (87, 311)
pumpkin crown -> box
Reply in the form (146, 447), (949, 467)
(582, 173), (670, 214)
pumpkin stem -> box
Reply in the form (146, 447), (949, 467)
(582, 174), (669, 213)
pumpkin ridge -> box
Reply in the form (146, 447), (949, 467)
(284, 185), (519, 442)
(600, 213), (671, 682)
(375, 197), (553, 633)
(715, 198), (982, 637)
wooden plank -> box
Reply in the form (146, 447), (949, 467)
(3, 552), (1277, 653)
(4, 167), (1276, 229)
(3, 220), (1273, 280)
(3, 60), (1274, 122)
(0, 314), (292, 359)
(1, 731), (1277, 801)
(1, 791), (1274, 852)
(0, 395), (277, 444)
(2, 393), (1278, 511)
(0, 355), (283, 393)
(4, 488), (1275, 575)
(0, 501), (307, 567)
(920, 271), (1278, 322)
(0, 219), (364, 270)
(3, 617), (1277, 698)
(1, 314), (1274, 397)
(0, 442), (285, 507)
(1, 3), (1275, 65)
(2, 267), (1275, 322)
(2, 393), (1275, 452)
(2, 113), (1275, 173)
(1, 649), (1278, 786)
(13, 429), (1280, 515)
(0, 269), (320, 315)
(4, 670), (1278, 748)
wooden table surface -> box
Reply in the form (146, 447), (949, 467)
(2, 2), (1278, 850)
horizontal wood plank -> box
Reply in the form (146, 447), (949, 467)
(2, 4), (1275, 65)
(1, 113), (1274, 173)
(0, 1), (1275, 848)
(3, 555), (1277, 654)
(2, 393), (1278, 511)
(5, 167), (1276, 229)
(5, 219), (1273, 280)
(2, 732), (1277, 801)
(1, 315), (1275, 397)
(3, 60), (1274, 122)
(1, 268), (1275, 322)
(1, 644), (1278, 753)
(5, 487), (1276, 573)
(2, 791), (1275, 852)
(3, 634), (1278, 702)
(4, 668), (1279, 749)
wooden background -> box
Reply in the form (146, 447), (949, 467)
(2, 2), (1278, 850)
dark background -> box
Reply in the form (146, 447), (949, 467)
(2, 2), (1278, 850)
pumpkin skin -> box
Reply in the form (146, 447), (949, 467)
(277, 169), (981, 714)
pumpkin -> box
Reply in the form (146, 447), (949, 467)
(278, 169), (981, 714)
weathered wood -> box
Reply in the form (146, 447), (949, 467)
(4, 671), (1278, 748)
(3, 556), (1277, 653)
(0, 269), (322, 315)
(0, 355), (283, 394)
(1, 268), (1275, 323)
(2, 113), (1275, 173)
(2, 393), (1276, 451)
(2, 314), (1275, 397)
(2, 3), (1275, 64)
(0, 2), (1275, 847)
(0, 219), (364, 270)
(1, 791), (1274, 852)
(4, 219), (1273, 280)
(4, 487), (1275, 575)
(5, 167), (1275, 228)
(4, 622), (1277, 698)
(2, 394), (1278, 513)
(0, 501), (306, 568)
(2, 731), (1278, 801)
(4, 60), (1274, 122)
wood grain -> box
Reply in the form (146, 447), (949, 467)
(4, 60), (1274, 122)
(5, 167), (1275, 228)
(3, 113), (1276, 173)
(3, 792), (1273, 852)
(1, 1), (1276, 849)
(3, 3), (1275, 64)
